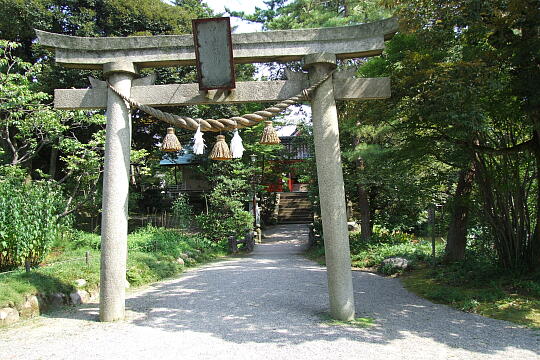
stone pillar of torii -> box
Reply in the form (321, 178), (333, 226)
(36, 17), (398, 322)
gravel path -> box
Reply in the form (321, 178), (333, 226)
(1, 224), (538, 360)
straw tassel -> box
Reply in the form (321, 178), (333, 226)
(260, 121), (281, 145)
(230, 129), (245, 159)
(161, 127), (182, 152)
(193, 124), (205, 155)
(210, 135), (232, 160)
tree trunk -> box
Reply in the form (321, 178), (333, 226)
(353, 137), (372, 241)
(520, 5), (540, 272)
(444, 166), (475, 262)
(49, 146), (58, 179)
(358, 184), (372, 241)
(530, 128), (540, 271)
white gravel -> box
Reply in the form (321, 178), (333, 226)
(1, 224), (539, 360)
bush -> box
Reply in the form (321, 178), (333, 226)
(196, 206), (253, 242)
(349, 226), (415, 255)
(429, 255), (501, 288)
(371, 225), (415, 244)
(128, 225), (219, 258)
(70, 231), (101, 250)
(379, 262), (402, 276)
(350, 241), (441, 269)
(196, 178), (253, 242)
(172, 193), (193, 229)
(0, 177), (68, 270)
(514, 280), (540, 297)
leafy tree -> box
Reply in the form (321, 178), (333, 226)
(231, 0), (540, 271)
(195, 161), (255, 242)
(383, 0), (540, 270)
(0, 40), (105, 216)
(228, 0), (391, 30)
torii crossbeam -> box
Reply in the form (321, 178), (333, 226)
(36, 17), (398, 322)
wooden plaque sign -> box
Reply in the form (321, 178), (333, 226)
(192, 17), (236, 91)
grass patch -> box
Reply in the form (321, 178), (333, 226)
(401, 265), (540, 329)
(307, 234), (540, 329)
(0, 226), (227, 310)
(349, 240), (442, 272)
(305, 245), (326, 265)
(319, 313), (375, 328)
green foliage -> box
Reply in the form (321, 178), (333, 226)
(379, 0), (540, 271)
(402, 266), (540, 329)
(349, 226), (416, 255)
(0, 1), (220, 225)
(514, 280), (540, 298)
(0, 40), (106, 219)
(229, 0), (391, 30)
(0, 170), (68, 270)
(69, 231), (101, 250)
(259, 191), (278, 225)
(347, 228), (440, 272)
(372, 226), (415, 244)
(195, 162), (254, 242)
(0, 226), (226, 309)
(0, 40), (62, 166)
(349, 240), (439, 270)
(126, 252), (182, 287)
(172, 193), (193, 229)
(127, 225), (222, 258)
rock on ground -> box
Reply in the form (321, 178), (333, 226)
(0, 307), (19, 326)
(381, 256), (410, 270)
(69, 290), (90, 305)
(17, 295), (40, 318)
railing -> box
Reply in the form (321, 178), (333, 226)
(166, 184), (188, 192)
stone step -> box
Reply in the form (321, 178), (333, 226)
(279, 204), (312, 209)
(277, 219), (312, 224)
(278, 199), (312, 205)
(279, 199), (311, 203)
(278, 209), (312, 215)
(278, 216), (313, 222)
(278, 192), (310, 198)
(276, 192), (311, 224)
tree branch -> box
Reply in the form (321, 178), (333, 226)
(59, 170), (102, 218)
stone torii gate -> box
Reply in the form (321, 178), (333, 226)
(36, 18), (398, 322)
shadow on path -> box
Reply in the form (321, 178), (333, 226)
(10, 224), (536, 360)
(114, 224), (539, 355)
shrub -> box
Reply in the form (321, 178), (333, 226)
(70, 231), (101, 250)
(371, 225), (415, 244)
(514, 280), (540, 297)
(196, 178), (253, 242)
(0, 177), (68, 270)
(128, 226), (211, 257)
(350, 241), (442, 269)
(379, 262), (402, 276)
(196, 206), (253, 242)
(349, 226), (416, 255)
(172, 193), (193, 229)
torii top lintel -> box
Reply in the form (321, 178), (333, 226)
(35, 18), (398, 70)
